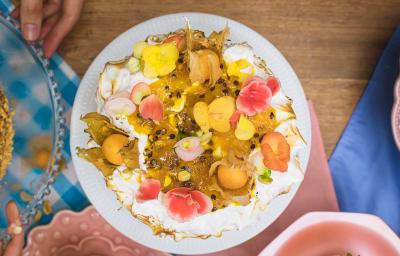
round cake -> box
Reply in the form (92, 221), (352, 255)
(0, 85), (14, 180)
(77, 25), (306, 240)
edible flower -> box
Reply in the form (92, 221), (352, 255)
(229, 110), (243, 128)
(130, 82), (151, 104)
(163, 187), (213, 222)
(164, 34), (186, 51)
(104, 90), (136, 117)
(141, 42), (179, 78)
(193, 96), (235, 133)
(242, 75), (281, 96)
(227, 59), (254, 82)
(138, 94), (164, 121)
(261, 131), (290, 172)
(234, 114), (256, 140)
(265, 76), (281, 96)
(236, 76), (272, 116)
(174, 137), (204, 162)
(136, 179), (161, 203)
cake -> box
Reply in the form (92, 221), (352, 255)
(0, 85), (14, 179)
(77, 25), (306, 240)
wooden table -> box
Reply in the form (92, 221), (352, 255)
(59, 0), (400, 156)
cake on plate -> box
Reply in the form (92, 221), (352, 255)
(77, 24), (306, 240)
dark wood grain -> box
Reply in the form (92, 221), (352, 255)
(58, 0), (400, 156)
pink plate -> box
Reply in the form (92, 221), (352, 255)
(392, 73), (400, 150)
(23, 206), (169, 256)
(259, 212), (400, 256)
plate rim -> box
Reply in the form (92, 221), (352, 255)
(70, 12), (311, 254)
(391, 72), (400, 149)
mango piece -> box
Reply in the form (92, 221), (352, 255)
(193, 102), (210, 132)
(102, 134), (129, 165)
(178, 170), (191, 182)
(217, 165), (248, 190)
(164, 175), (172, 187)
(234, 114), (256, 140)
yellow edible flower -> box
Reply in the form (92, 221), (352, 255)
(234, 114), (255, 140)
(193, 96), (235, 133)
(227, 59), (254, 82)
(133, 41), (147, 58)
(141, 42), (179, 78)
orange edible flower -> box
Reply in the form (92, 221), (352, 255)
(261, 132), (290, 172)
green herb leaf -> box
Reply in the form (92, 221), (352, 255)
(258, 168), (273, 184)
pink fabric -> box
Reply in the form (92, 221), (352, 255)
(182, 101), (339, 256)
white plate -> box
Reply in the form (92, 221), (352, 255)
(70, 12), (311, 254)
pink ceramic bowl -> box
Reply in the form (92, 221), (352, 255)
(259, 212), (400, 256)
(392, 73), (400, 150)
(23, 206), (169, 256)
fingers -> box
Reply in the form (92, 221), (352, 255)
(12, 0), (61, 21)
(43, 0), (62, 19)
(4, 201), (24, 256)
(20, 0), (43, 41)
(43, 0), (84, 58)
(40, 14), (60, 40)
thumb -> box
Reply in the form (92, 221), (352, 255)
(20, 0), (43, 41)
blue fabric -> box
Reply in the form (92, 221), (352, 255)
(0, 0), (89, 228)
(329, 26), (400, 234)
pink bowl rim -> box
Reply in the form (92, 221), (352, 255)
(24, 206), (98, 251)
(392, 73), (400, 150)
(260, 211), (400, 255)
(24, 206), (169, 255)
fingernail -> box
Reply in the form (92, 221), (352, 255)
(22, 23), (39, 41)
(7, 200), (18, 212)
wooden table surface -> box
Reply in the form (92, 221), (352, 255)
(59, 0), (400, 156)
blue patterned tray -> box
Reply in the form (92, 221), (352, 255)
(0, 12), (65, 243)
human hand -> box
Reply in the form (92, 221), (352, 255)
(12, 0), (84, 59)
(0, 201), (24, 256)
